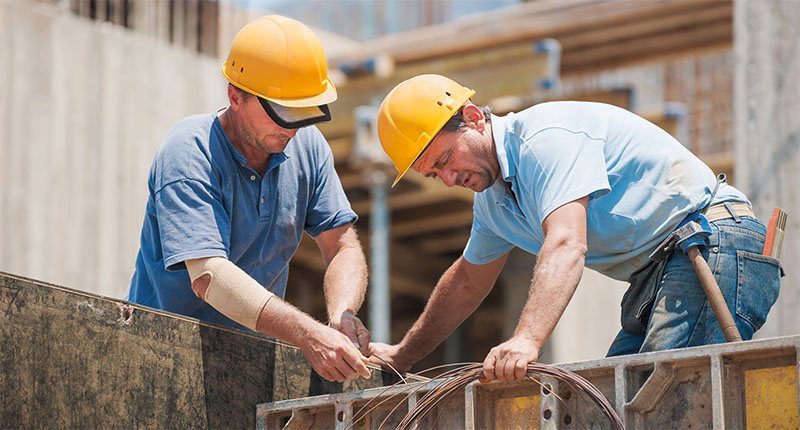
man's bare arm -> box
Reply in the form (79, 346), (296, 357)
(482, 196), (588, 382)
(369, 253), (508, 371)
(313, 223), (370, 351)
(185, 256), (370, 382)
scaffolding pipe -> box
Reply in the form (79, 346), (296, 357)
(368, 169), (390, 343)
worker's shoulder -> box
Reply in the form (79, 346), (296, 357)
(153, 113), (221, 170)
(164, 113), (218, 143)
(520, 100), (625, 120)
(504, 101), (617, 140)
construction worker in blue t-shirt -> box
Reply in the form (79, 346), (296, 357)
(126, 16), (371, 382)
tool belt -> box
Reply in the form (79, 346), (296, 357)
(704, 202), (755, 223)
(620, 202), (755, 334)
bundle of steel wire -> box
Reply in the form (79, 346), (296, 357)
(351, 361), (624, 429)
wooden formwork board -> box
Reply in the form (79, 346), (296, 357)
(257, 336), (800, 429)
(0, 272), (387, 429)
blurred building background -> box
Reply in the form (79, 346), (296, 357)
(1, 0), (797, 373)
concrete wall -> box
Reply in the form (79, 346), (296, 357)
(734, 0), (800, 339)
(0, 1), (227, 298)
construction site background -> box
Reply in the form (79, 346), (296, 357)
(0, 0), (797, 372)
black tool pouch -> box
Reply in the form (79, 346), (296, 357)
(620, 256), (670, 334)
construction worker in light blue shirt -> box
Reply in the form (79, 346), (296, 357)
(368, 74), (780, 382)
(126, 16), (372, 382)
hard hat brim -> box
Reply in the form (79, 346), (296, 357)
(259, 98), (331, 129)
(264, 79), (338, 108)
(392, 155), (421, 187)
(222, 63), (338, 108)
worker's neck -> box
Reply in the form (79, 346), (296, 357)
(486, 122), (503, 184)
(218, 107), (271, 176)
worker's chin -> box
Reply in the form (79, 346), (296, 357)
(465, 181), (488, 192)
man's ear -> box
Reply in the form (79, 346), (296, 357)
(227, 84), (242, 111)
(461, 104), (486, 132)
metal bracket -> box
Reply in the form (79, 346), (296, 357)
(625, 362), (676, 414)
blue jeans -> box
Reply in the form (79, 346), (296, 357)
(607, 216), (782, 357)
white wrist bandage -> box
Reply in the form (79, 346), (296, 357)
(185, 257), (274, 331)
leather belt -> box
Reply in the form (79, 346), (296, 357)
(705, 202), (755, 223)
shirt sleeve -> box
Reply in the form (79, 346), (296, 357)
(463, 202), (515, 265)
(156, 178), (230, 271)
(303, 129), (358, 237)
(520, 127), (611, 223)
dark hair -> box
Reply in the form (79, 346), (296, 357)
(440, 104), (493, 134)
(229, 83), (251, 100)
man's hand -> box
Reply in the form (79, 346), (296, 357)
(367, 342), (412, 372)
(482, 335), (540, 382)
(298, 324), (371, 382)
(329, 310), (370, 354)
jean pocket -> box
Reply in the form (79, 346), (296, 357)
(735, 251), (781, 331)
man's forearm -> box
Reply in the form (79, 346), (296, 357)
(396, 257), (496, 366)
(323, 244), (368, 319)
(257, 287), (371, 381)
(256, 294), (325, 344)
(515, 240), (585, 348)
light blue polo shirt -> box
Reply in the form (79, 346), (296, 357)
(126, 113), (356, 330)
(464, 101), (748, 281)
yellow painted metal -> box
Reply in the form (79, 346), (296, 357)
(494, 394), (541, 429)
(744, 365), (799, 429)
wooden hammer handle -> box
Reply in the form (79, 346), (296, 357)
(687, 247), (743, 342)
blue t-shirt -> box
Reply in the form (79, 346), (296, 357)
(464, 101), (748, 281)
(126, 113), (357, 330)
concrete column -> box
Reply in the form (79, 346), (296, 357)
(734, 0), (800, 338)
(367, 169), (391, 343)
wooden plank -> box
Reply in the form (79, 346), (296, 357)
(391, 210), (475, 239)
(417, 232), (471, 255)
(328, 0), (724, 65)
(289, 235), (450, 300)
(555, 2), (732, 51)
(350, 177), (473, 215)
(319, 48), (555, 139)
(0, 272), (386, 429)
(562, 19), (732, 72)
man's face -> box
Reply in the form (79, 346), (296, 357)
(235, 95), (298, 155)
(411, 127), (501, 192)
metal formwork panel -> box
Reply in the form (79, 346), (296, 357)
(0, 272), (386, 429)
(257, 336), (800, 429)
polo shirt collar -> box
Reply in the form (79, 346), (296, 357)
(490, 114), (516, 181)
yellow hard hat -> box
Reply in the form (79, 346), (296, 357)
(377, 74), (475, 187)
(222, 15), (336, 127)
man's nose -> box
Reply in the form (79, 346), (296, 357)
(440, 169), (457, 187)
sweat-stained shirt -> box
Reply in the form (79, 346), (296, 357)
(126, 112), (356, 330)
(463, 101), (748, 281)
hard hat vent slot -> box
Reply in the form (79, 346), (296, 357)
(445, 91), (451, 96)
(232, 61), (235, 67)
(437, 101), (443, 106)
(240, 67), (244, 73)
